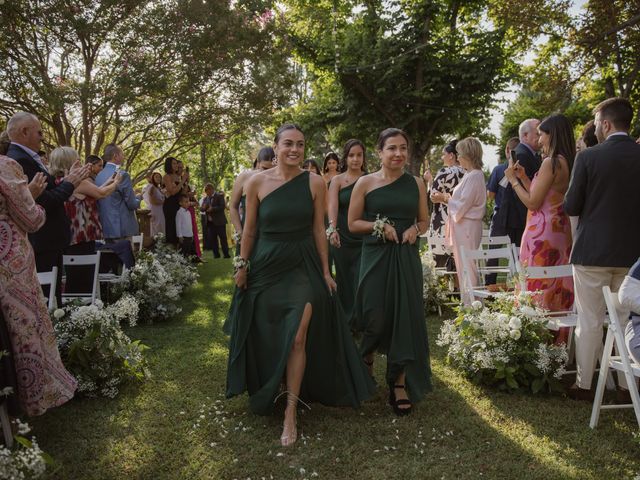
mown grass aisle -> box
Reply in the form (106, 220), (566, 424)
(32, 261), (639, 479)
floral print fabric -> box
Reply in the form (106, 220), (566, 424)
(429, 165), (465, 236)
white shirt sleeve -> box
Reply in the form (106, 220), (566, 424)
(619, 276), (640, 314)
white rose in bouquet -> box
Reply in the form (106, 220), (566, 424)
(471, 300), (483, 310)
(509, 329), (521, 340)
(508, 316), (522, 330)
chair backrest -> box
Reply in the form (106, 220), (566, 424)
(510, 244), (524, 277)
(425, 234), (450, 256)
(131, 234), (144, 254)
(62, 252), (101, 304)
(602, 286), (629, 352)
(37, 266), (58, 310)
(459, 245), (518, 293)
(480, 235), (511, 248)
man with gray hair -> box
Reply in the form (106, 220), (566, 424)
(95, 143), (141, 242)
(6, 111), (90, 303)
(498, 118), (542, 246)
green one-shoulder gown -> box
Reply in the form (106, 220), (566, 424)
(353, 172), (432, 402)
(329, 182), (363, 322)
(225, 171), (375, 415)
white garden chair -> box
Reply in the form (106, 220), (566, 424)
(459, 245), (519, 301)
(480, 235), (511, 248)
(422, 233), (459, 297)
(0, 402), (11, 448)
(37, 266), (58, 310)
(590, 286), (640, 428)
(131, 234), (144, 254)
(61, 252), (101, 305)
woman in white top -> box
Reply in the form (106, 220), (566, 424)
(431, 137), (487, 305)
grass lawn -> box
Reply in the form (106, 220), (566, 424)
(31, 260), (639, 480)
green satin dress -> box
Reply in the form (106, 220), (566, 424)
(353, 172), (432, 402)
(329, 182), (363, 322)
(225, 171), (375, 415)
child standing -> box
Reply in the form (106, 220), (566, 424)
(176, 194), (195, 258)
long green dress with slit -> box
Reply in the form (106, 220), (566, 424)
(225, 171), (375, 415)
(353, 172), (432, 403)
(329, 181), (363, 323)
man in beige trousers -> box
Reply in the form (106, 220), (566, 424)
(564, 97), (640, 401)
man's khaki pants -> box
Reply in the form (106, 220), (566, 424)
(574, 265), (630, 389)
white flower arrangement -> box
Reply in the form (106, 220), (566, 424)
(420, 248), (450, 313)
(437, 291), (568, 393)
(52, 295), (148, 398)
(115, 237), (198, 322)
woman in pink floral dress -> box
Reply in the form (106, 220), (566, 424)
(505, 114), (575, 344)
(0, 155), (77, 416)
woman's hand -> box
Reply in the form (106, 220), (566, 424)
(430, 191), (448, 204)
(329, 231), (341, 248)
(423, 170), (433, 187)
(234, 268), (248, 290)
(402, 227), (418, 245)
(383, 223), (398, 243)
(28, 172), (47, 199)
(324, 273), (337, 293)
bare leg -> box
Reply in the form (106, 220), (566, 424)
(364, 352), (374, 376)
(281, 302), (312, 447)
(393, 372), (411, 413)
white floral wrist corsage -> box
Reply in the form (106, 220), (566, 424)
(372, 214), (393, 242)
(232, 256), (250, 272)
(325, 224), (338, 239)
(232, 231), (242, 243)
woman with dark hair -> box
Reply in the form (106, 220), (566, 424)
(162, 157), (184, 246)
(505, 114), (575, 343)
(349, 128), (432, 416)
(225, 124), (373, 446)
(322, 152), (340, 185)
(428, 140), (465, 269)
(327, 139), (366, 320)
(576, 120), (598, 152)
(301, 159), (321, 175)
(229, 147), (275, 254)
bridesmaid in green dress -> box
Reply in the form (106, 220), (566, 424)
(327, 139), (366, 322)
(226, 124), (374, 446)
(348, 128), (432, 416)
(229, 147), (275, 255)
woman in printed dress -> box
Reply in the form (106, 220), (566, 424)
(49, 148), (122, 293)
(0, 154), (77, 416)
(504, 114), (575, 344)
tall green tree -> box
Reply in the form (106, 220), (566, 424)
(0, 0), (294, 183)
(279, 0), (569, 172)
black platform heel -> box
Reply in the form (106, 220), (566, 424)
(388, 384), (412, 416)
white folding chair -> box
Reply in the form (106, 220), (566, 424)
(590, 286), (640, 428)
(131, 234), (144, 254)
(0, 402), (11, 447)
(459, 245), (519, 301)
(423, 234), (458, 293)
(36, 266), (58, 310)
(61, 252), (101, 305)
(480, 235), (511, 248)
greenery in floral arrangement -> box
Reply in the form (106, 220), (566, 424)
(437, 292), (568, 394)
(420, 248), (450, 314)
(52, 296), (149, 398)
(114, 235), (198, 322)
(0, 403), (51, 479)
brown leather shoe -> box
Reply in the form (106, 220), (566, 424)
(615, 387), (632, 405)
(567, 383), (595, 401)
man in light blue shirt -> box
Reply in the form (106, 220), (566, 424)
(95, 143), (141, 241)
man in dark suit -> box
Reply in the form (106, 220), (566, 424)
(564, 97), (640, 401)
(200, 183), (230, 258)
(6, 112), (90, 304)
(499, 119), (542, 246)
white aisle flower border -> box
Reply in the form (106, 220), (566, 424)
(420, 248), (450, 314)
(437, 291), (568, 393)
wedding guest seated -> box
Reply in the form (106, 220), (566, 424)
(0, 154), (77, 416)
(49, 147), (122, 293)
(95, 143), (141, 242)
(619, 258), (640, 365)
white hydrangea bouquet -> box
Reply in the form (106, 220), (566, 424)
(437, 291), (568, 393)
(115, 235), (198, 322)
(421, 248), (450, 314)
(52, 295), (149, 398)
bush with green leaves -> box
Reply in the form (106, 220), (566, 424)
(421, 247), (450, 314)
(437, 292), (568, 393)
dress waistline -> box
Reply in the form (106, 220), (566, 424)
(259, 229), (312, 242)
